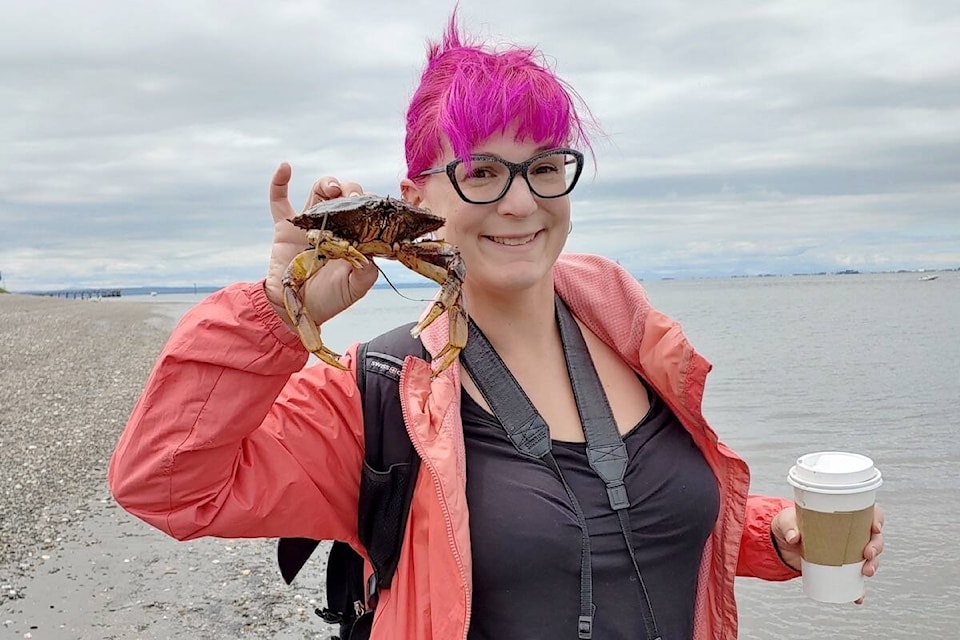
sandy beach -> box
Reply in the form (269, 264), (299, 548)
(0, 294), (334, 639)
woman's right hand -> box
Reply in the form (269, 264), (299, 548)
(264, 163), (380, 329)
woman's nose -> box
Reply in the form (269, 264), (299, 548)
(496, 174), (538, 217)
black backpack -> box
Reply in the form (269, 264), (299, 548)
(277, 322), (426, 640)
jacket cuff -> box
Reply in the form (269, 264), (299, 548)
(248, 279), (305, 350)
(738, 495), (802, 581)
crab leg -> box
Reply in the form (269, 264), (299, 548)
(282, 230), (371, 370)
(431, 295), (468, 376)
(410, 271), (461, 338)
(282, 249), (347, 369)
(396, 250), (467, 375)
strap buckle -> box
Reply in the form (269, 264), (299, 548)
(578, 615), (593, 639)
(606, 482), (630, 510)
(366, 572), (379, 603)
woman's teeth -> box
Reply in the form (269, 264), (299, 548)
(488, 233), (537, 246)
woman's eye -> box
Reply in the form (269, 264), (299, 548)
(463, 164), (498, 180)
(531, 162), (560, 175)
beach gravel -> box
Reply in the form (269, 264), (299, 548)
(0, 294), (334, 639)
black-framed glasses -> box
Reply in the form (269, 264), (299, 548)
(417, 148), (584, 205)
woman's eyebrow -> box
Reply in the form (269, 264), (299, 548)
(468, 146), (555, 160)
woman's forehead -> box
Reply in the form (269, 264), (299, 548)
(440, 125), (558, 161)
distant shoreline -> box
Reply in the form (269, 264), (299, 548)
(8, 266), (957, 296)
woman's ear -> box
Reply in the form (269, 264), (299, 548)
(400, 178), (425, 207)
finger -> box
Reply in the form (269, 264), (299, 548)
(773, 509), (801, 545)
(862, 528), (883, 576)
(785, 527), (800, 545)
(864, 533), (884, 560)
(873, 506), (885, 533)
(339, 180), (365, 198)
(348, 259), (381, 299)
(864, 519), (884, 557)
(303, 176), (345, 210)
(270, 163), (298, 223)
(301, 179), (366, 210)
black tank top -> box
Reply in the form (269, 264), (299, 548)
(461, 384), (720, 640)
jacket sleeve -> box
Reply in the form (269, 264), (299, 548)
(736, 494), (802, 580)
(108, 281), (365, 546)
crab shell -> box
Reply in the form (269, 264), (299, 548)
(289, 194), (445, 243)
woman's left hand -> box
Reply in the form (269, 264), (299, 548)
(771, 504), (885, 604)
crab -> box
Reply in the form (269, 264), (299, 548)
(282, 194), (467, 376)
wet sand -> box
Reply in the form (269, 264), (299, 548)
(0, 294), (333, 639)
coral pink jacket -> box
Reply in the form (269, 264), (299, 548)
(109, 253), (798, 640)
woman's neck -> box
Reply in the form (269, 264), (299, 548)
(463, 280), (560, 354)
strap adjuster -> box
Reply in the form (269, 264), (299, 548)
(578, 614), (593, 639)
(366, 572), (379, 602)
(606, 482), (629, 510)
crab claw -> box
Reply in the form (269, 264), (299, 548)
(409, 281), (467, 377)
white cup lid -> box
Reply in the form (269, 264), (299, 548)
(788, 451), (879, 487)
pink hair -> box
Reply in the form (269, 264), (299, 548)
(404, 13), (595, 182)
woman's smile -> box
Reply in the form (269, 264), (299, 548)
(483, 230), (543, 247)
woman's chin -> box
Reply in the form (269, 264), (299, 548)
(465, 263), (554, 297)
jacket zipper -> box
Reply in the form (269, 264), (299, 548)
(399, 366), (472, 640)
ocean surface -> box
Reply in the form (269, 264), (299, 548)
(116, 271), (959, 638)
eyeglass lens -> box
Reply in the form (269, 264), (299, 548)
(453, 152), (580, 203)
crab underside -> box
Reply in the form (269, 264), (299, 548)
(282, 194), (466, 376)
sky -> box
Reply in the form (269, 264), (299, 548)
(2, 0), (958, 291)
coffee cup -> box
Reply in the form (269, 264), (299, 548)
(787, 451), (882, 603)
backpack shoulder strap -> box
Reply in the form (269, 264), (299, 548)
(356, 322), (426, 595)
(276, 324), (426, 589)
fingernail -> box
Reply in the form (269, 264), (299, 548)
(348, 191), (361, 197)
(786, 529), (799, 544)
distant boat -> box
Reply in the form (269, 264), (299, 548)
(150, 291), (158, 296)
(919, 274), (939, 281)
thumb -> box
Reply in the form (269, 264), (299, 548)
(773, 509), (801, 545)
(347, 260), (380, 300)
(270, 162), (298, 223)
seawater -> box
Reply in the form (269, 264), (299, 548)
(120, 271), (960, 638)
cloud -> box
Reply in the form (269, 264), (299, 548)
(2, 0), (958, 291)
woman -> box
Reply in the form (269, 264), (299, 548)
(109, 15), (883, 640)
